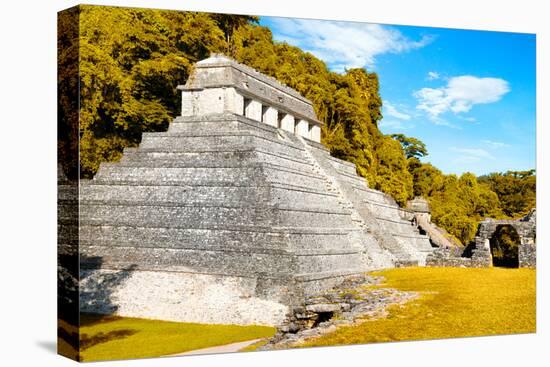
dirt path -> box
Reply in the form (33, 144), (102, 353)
(168, 338), (264, 357)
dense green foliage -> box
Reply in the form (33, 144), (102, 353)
(405, 163), (536, 245)
(478, 170), (536, 218)
(390, 134), (428, 159)
(58, 6), (535, 245)
(59, 5), (257, 177)
(407, 157), (505, 244)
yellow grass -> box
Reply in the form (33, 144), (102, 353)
(61, 314), (276, 362)
(300, 267), (535, 347)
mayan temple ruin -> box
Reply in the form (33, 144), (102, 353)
(61, 55), (467, 326)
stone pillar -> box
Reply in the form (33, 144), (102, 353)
(181, 91), (198, 116)
(224, 88), (244, 115)
(262, 106), (278, 127)
(280, 114), (295, 133)
(519, 237), (536, 268)
(309, 124), (321, 143)
(470, 236), (492, 267)
(294, 119), (309, 138)
(244, 99), (262, 121)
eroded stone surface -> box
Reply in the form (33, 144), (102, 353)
(260, 274), (419, 349)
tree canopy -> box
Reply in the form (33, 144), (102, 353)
(391, 134), (428, 159)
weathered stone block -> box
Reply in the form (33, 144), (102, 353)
(244, 99), (262, 121)
(295, 119), (309, 138)
(309, 124), (321, 142)
(262, 106), (278, 127)
(280, 113), (295, 133)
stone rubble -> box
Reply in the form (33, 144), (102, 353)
(260, 274), (419, 350)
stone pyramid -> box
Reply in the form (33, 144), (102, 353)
(65, 55), (434, 325)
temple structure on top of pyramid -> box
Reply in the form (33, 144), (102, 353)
(61, 55), (441, 326)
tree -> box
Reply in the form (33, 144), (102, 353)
(478, 170), (536, 217)
(390, 133), (428, 159)
(73, 6), (230, 177)
(211, 14), (259, 57)
(408, 160), (444, 197)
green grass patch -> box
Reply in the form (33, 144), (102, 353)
(300, 267), (536, 347)
(75, 314), (276, 362)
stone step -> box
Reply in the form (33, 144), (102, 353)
(78, 183), (342, 209)
(60, 224), (362, 253)
(79, 184), (271, 206)
(80, 244), (296, 277)
(100, 161), (322, 183)
(167, 121), (278, 140)
(362, 200), (408, 218)
(75, 197), (348, 219)
(332, 170), (368, 186)
(295, 251), (366, 275)
(297, 137), (412, 266)
(374, 217), (423, 237)
(134, 143), (306, 163)
(119, 149), (315, 174)
(79, 244), (369, 279)
(138, 133), (307, 160)
(67, 203), (274, 228)
(63, 202), (357, 229)
(170, 112), (281, 135)
(73, 226), (290, 253)
(353, 232), (397, 269)
(92, 165), (330, 192)
(326, 156), (358, 176)
(395, 234), (434, 252)
(93, 166), (266, 186)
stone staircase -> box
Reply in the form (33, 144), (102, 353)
(295, 134), (396, 269)
(298, 137), (434, 266)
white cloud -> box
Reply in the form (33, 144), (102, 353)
(383, 101), (411, 120)
(427, 71), (440, 80)
(414, 75), (510, 118)
(451, 147), (495, 161)
(379, 119), (412, 130)
(270, 18), (433, 71)
(482, 140), (511, 149)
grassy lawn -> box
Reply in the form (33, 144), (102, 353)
(60, 314), (276, 362)
(300, 267), (536, 347)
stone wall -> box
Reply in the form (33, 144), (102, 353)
(80, 269), (289, 325)
(426, 210), (536, 268)
(426, 247), (488, 268)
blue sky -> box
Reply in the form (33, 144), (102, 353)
(260, 17), (536, 176)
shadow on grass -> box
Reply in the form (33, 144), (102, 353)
(79, 314), (139, 351)
(80, 329), (138, 351)
(58, 251), (138, 359)
(80, 313), (123, 327)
